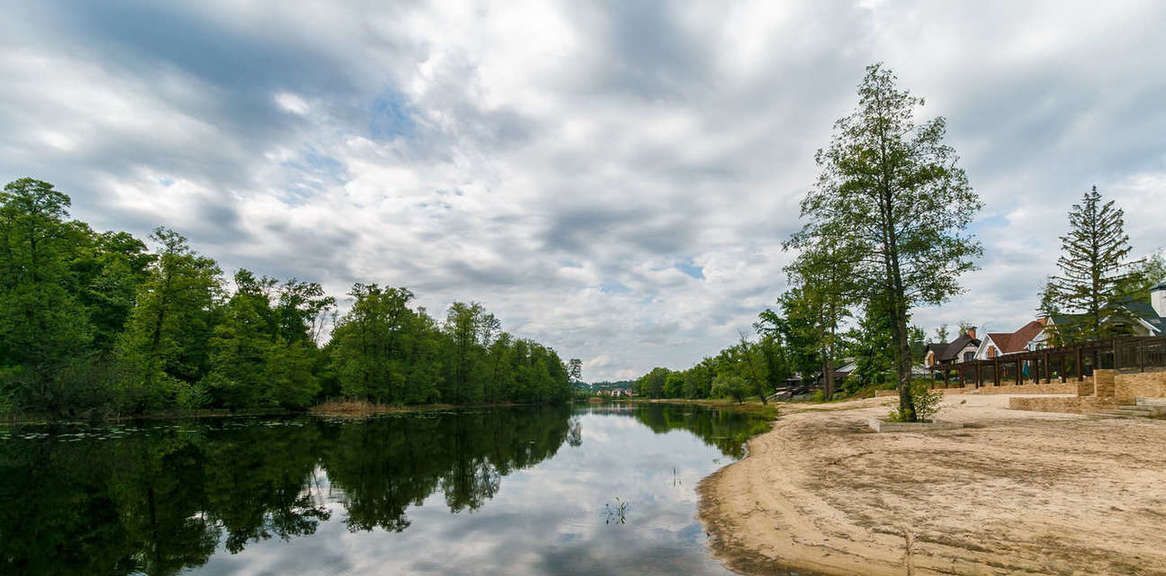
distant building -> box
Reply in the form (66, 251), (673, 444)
(924, 328), (981, 369)
(974, 319), (1047, 360)
(1046, 282), (1166, 338)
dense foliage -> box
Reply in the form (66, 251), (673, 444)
(0, 178), (572, 418)
(787, 64), (981, 421)
(632, 332), (789, 403)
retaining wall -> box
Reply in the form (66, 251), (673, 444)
(1008, 396), (1116, 414)
(1114, 370), (1166, 404)
(969, 382), (1079, 395)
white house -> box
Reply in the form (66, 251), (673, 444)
(974, 320), (1047, 360)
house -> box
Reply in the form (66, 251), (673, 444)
(974, 319), (1047, 360)
(1128, 280), (1166, 335)
(924, 328), (981, 369)
(1046, 282), (1166, 339)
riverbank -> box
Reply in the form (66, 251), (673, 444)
(699, 394), (1166, 575)
(633, 398), (781, 420)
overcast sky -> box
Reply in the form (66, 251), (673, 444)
(2, 1), (1164, 381)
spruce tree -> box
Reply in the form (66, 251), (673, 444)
(1041, 186), (1135, 342)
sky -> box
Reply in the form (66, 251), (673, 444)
(2, 1), (1164, 381)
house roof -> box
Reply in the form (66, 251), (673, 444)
(1125, 300), (1165, 333)
(1152, 281), (1166, 291)
(930, 334), (980, 361)
(985, 320), (1045, 354)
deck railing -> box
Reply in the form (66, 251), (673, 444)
(931, 336), (1166, 388)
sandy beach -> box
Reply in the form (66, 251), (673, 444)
(699, 395), (1166, 576)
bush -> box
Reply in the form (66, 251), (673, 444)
(886, 381), (943, 423)
(911, 381), (943, 422)
(711, 374), (747, 404)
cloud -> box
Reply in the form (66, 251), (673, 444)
(1, 1), (1164, 379)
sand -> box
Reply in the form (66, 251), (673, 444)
(699, 395), (1166, 576)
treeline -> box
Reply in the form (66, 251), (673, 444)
(0, 178), (573, 418)
(633, 333), (786, 403)
(633, 311), (927, 403)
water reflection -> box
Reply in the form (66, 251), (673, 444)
(0, 404), (768, 575)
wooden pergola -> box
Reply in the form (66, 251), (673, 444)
(934, 336), (1165, 388)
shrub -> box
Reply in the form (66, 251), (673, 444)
(711, 374), (747, 404)
(911, 381), (943, 422)
(886, 381), (944, 423)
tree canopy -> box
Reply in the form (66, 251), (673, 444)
(0, 178), (573, 418)
(787, 64), (981, 420)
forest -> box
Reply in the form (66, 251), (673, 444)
(0, 178), (574, 419)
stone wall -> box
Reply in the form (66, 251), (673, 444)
(1114, 370), (1166, 404)
(970, 382), (1079, 395)
(1093, 369), (1116, 398)
(1009, 396), (1116, 414)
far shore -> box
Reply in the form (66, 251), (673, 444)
(699, 394), (1166, 575)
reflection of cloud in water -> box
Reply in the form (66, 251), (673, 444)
(196, 408), (746, 575)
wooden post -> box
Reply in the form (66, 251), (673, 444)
(958, 364), (966, 387)
(1016, 358), (1023, 386)
(993, 356), (1001, 386)
(1075, 346), (1084, 381)
(975, 362), (982, 389)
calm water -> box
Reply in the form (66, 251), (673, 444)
(0, 404), (770, 576)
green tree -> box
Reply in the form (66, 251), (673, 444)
(330, 284), (423, 404)
(663, 371), (685, 398)
(790, 64), (982, 421)
(1041, 186), (1140, 342)
(114, 228), (222, 413)
(711, 374), (747, 404)
(0, 178), (95, 415)
(636, 367), (669, 398)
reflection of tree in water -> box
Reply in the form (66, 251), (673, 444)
(0, 404), (757, 576)
(567, 416), (583, 447)
(588, 404), (770, 459)
(0, 407), (573, 575)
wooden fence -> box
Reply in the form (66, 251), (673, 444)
(934, 336), (1166, 388)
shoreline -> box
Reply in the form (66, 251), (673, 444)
(698, 395), (1166, 576)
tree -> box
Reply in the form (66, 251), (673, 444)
(114, 228), (223, 413)
(933, 324), (950, 343)
(636, 367), (669, 398)
(663, 371), (685, 398)
(1040, 186), (1138, 343)
(0, 178), (95, 414)
(711, 374), (747, 404)
(567, 358), (583, 385)
(778, 238), (853, 400)
(790, 64), (982, 421)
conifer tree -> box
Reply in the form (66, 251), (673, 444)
(1040, 186), (1136, 342)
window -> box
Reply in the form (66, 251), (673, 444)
(963, 351), (974, 362)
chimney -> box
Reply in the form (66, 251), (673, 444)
(1152, 282), (1166, 318)
(966, 326), (977, 340)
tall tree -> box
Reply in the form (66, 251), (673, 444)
(789, 64), (982, 421)
(114, 228), (223, 413)
(1041, 186), (1138, 342)
(779, 239), (853, 400)
(0, 178), (94, 414)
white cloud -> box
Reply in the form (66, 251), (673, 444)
(1, 1), (1165, 379)
(274, 91), (310, 115)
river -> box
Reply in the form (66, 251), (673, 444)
(0, 404), (770, 575)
